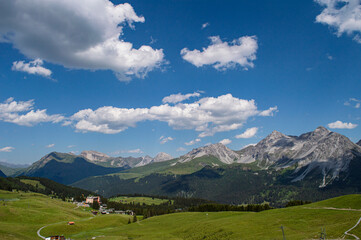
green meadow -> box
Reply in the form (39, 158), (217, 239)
(109, 195), (171, 205)
(1, 189), (361, 239)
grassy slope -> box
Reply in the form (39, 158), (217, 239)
(31, 194), (361, 240)
(19, 179), (46, 190)
(0, 190), (93, 240)
(74, 156), (225, 186)
(109, 196), (171, 205)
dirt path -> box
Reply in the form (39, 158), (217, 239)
(303, 207), (361, 212)
(303, 207), (361, 239)
(37, 216), (95, 239)
(343, 217), (361, 240)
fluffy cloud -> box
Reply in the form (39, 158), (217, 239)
(69, 94), (277, 136)
(259, 106), (278, 116)
(0, 0), (164, 81)
(12, 59), (52, 77)
(315, 0), (361, 43)
(160, 136), (174, 144)
(162, 92), (202, 104)
(344, 98), (361, 108)
(0, 146), (15, 152)
(328, 120), (358, 129)
(202, 22), (210, 29)
(219, 138), (232, 145)
(185, 138), (201, 146)
(181, 36), (258, 70)
(235, 127), (258, 139)
(0, 97), (64, 126)
(46, 144), (55, 148)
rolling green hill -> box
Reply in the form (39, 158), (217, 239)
(0, 190), (94, 240)
(3, 191), (360, 240)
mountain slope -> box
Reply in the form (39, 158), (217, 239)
(73, 127), (361, 204)
(80, 150), (110, 162)
(238, 126), (361, 186)
(0, 169), (6, 177)
(136, 153), (173, 167)
(179, 143), (242, 164)
(357, 140), (361, 146)
(21, 152), (126, 185)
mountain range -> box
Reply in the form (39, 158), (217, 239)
(3, 126), (361, 205)
(79, 150), (173, 168)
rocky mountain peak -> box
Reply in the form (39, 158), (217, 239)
(179, 143), (240, 164)
(357, 140), (361, 146)
(313, 126), (331, 136)
(265, 130), (288, 140)
(81, 150), (110, 162)
(154, 152), (173, 162)
(238, 127), (361, 187)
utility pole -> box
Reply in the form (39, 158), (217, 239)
(280, 225), (286, 240)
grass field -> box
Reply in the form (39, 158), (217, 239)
(109, 196), (171, 205)
(1, 190), (361, 239)
(20, 179), (46, 190)
(0, 190), (92, 240)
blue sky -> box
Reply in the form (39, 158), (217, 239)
(0, 0), (360, 164)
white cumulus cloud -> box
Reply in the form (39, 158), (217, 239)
(181, 36), (258, 70)
(69, 94), (276, 136)
(0, 146), (15, 152)
(344, 98), (361, 108)
(235, 127), (259, 139)
(162, 92), (202, 104)
(219, 138), (232, 145)
(328, 120), (358, 129)
(315, 0), (361, 43)
(0, 0), (164, 81)
(0, 97), (64, 126)
(185, 138), (201, 146)
(259, 106), (278, 116)
(46, 144), (55, 148)
(160, 136), (174, 144)
(202, 22), (210, 29)
(12, 59), (52, 77)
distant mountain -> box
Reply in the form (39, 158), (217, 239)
(136, 153), (173, 167)
(80, 150), (110, 162)
(80, 150), (173, 168)
(357, 140), (361, 146)
(179, 143), (241, 164)
(238, 126), (361, 187)
(0, 161), (30, 169)
(72, 127), (361, 206)
(0, 169), (6, 177)
(154, 152), (173, 162)
(0, 161), (30, 177)
(21, 152), (126, 185)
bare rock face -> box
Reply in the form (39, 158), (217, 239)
(179, 143), (241, 164)
(80, 151), (110, 162)
(238, 126), (361, 186)
(154, 152), (173, 162)
(135, 155), (154, 167)
(135, 153), (173, 167)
